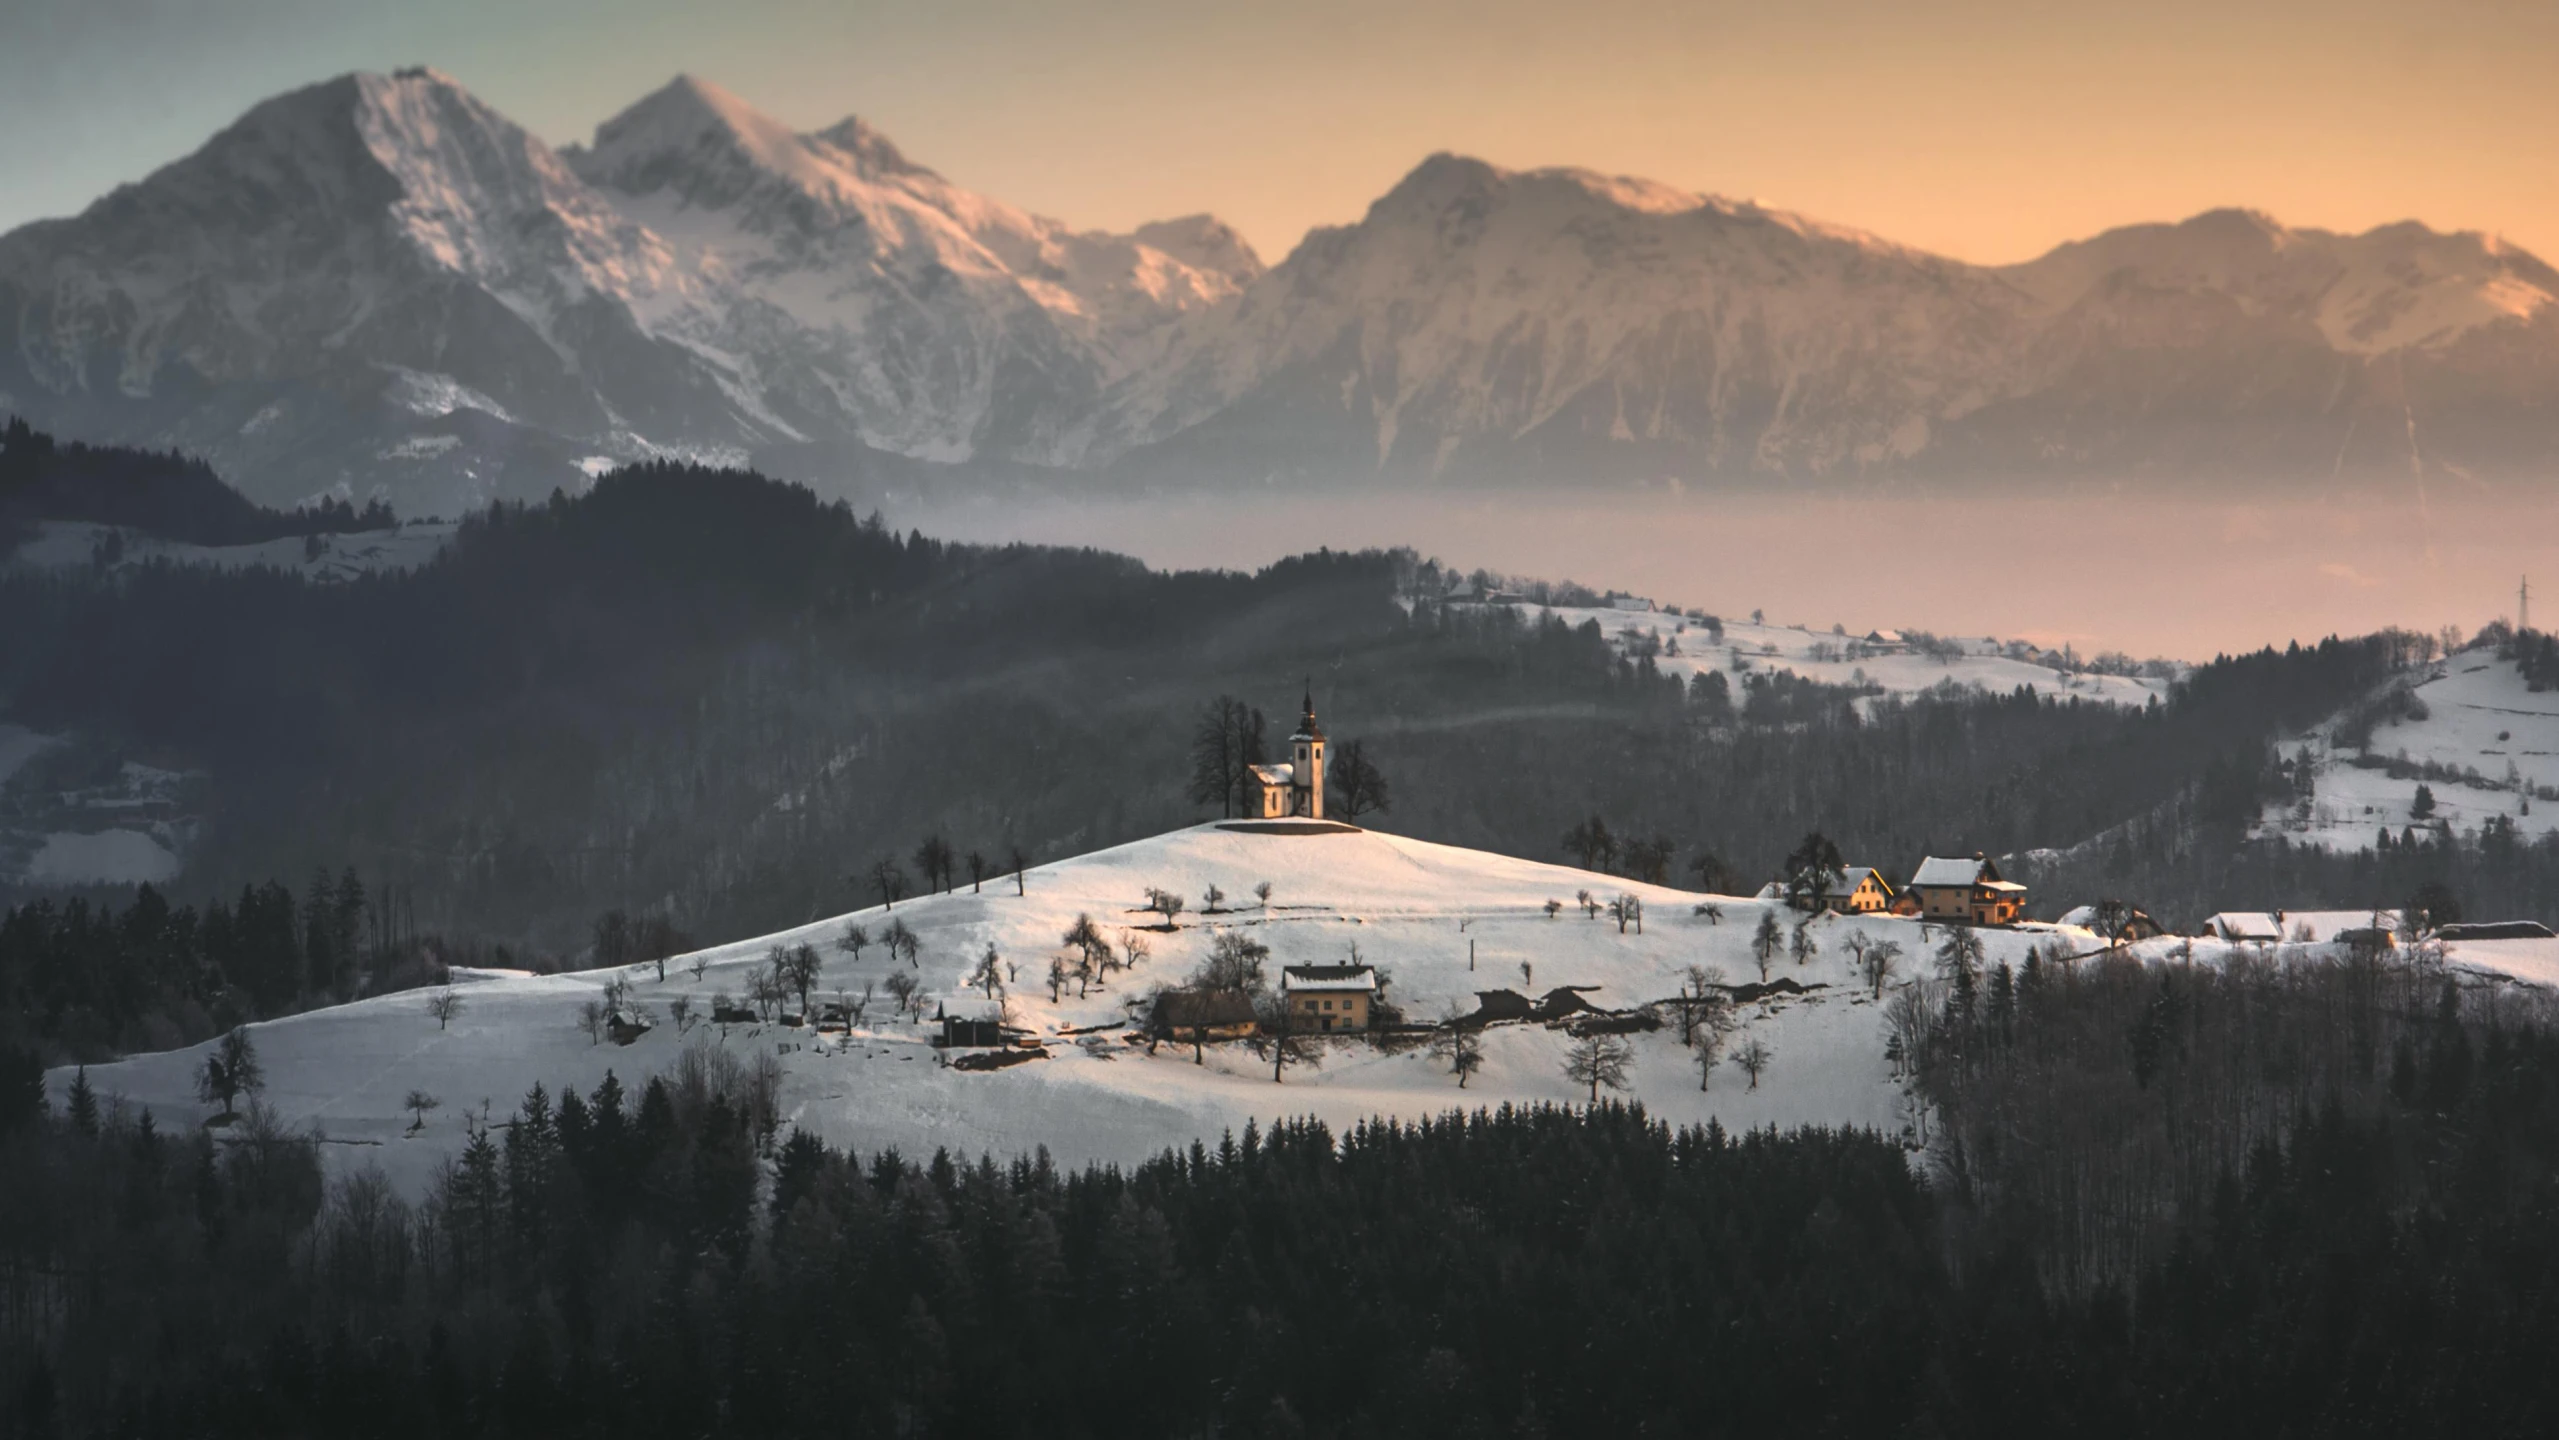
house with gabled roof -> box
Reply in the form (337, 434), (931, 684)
(1281, 963), (1377, 1032)
(1906, 852), (2028, 926)
(1807, 866), (1896, 914)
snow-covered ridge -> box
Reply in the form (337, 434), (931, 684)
(2260, 649), (2559, 852)
(5, 66), (2558, 514)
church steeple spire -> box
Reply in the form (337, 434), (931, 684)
(1294, 679), (1324, 741)
(1289, 681), (1327, 818)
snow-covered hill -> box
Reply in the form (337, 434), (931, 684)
(1520, 603), (2175, 706)
(2260, 647), (2559, 850)
(52, 823), (1986, 1193)
(47, 820), (2559, 1195)
(8, 70), (2559, 512)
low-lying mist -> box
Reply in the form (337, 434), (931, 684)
(883, 482), (2555, 662)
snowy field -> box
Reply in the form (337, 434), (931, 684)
(47, 821), (2559, 1197)
(5, 519), (456, 581)
(1513, 604), (2175, 706)
(2260, 651), (2559, 850)
(50, 823), (2066, 1195)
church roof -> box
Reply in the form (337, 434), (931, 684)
(1248, 763), (1294, 787)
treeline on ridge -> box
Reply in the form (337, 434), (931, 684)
(0, 417), (393, 550)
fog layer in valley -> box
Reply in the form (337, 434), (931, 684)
(886, 484), (2557, 661)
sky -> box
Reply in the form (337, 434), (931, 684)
(7, 0), (2559, 268)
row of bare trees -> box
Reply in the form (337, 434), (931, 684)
(861, 839), (1032, 910)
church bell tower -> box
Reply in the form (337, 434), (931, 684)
(1290, 682), (1326, 819)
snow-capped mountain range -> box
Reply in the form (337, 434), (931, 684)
(4, 67), (2557, 514)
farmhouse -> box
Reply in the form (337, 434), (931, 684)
(1804, 866), (1896, 914)
(1149, 989), (1259, 1044)
(1906, 853), (2028, 926)
(1282, 964), (1378, 1032)
(1243, 688), (1329, 820)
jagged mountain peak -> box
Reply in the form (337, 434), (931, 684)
(1359, 149), (1930, 266)
(810, 114), (931, 179)
(2005, 207), (2559, 353)
(1130, 213), (1264, 285)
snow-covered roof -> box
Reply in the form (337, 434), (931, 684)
(2205, 909), (2401, 942)
(1909, 855), (1991, 888)
(1981, 880), (2028, 895)
(1834, 866), (1885, 893)
(1282, 964), (1378, 994)
(1249, 763), (1294, 786)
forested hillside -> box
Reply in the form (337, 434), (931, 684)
(9, 953), (2559, 1437)
(6, 445), (2550, 1035)
(0, 417), (391, 549)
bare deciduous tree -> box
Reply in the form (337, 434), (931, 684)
(403, 1089), (440, 1133)
(1751, 911), (1784, 982)
(868, 858), (908, 910)
(1862, 938), (1906, 1000)
(1251, 992), (1323, 1084)
(425, 988), (464, 1030)
(1196, 931), (1271, 995)
(970, 943), (1005, 996)
(838, 923), (869, 964)
(1564, 1032), (1634, 1104)
(1428, 1007), (1485, 1087)
(883, 970), (922, 1020)
(1733, 1034), (1774, 1090)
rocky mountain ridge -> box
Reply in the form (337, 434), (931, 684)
(3, 67), (2553, 512)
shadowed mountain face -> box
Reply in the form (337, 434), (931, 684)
(3, 69), (2555, 513)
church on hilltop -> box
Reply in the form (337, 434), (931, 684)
(1244, 688), (1329, 819)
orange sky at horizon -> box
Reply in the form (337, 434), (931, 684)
(5, 0), (2558, 267)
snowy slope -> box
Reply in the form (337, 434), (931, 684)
(6, 519), (456, 580)
(0, 70), (1256, 510)
(1095, 164), (2559, 486)
(562, 76), (1260, 465)
(50, 823), (2037, 1194)
(10, 71), (2559, 507)
(2259, 649), (2559, 850)
(1094, 155), (2029, 481)
(1521, 604), (2174, 706)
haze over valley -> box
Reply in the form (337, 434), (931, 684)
(8, 11), (2559, 1435)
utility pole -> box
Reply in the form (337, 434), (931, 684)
(2523, 575), (2532, 634)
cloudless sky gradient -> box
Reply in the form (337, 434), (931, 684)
(6, 0), (2558, 267)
